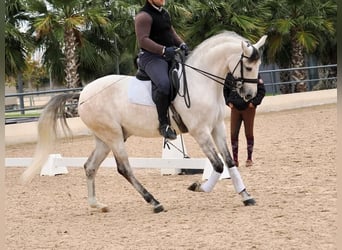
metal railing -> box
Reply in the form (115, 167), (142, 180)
(259, 64), (337, 95)
(5, 87), (82, 124)
(5, 87), (82, 112)
(5, 64), (337, 123)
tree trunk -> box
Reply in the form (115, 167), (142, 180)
(64, 27), (80, 88)
(290, 31), (307, 92)
(279, 71), (292, 94)
(49, 68), (54, 89)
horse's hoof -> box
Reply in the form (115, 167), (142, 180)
(100, 206), (110, 212)
(243, 198), (256, 206)
(153, 204), (164, 213)
(90, 203), (109, 212)
(187, 182), (203, 192)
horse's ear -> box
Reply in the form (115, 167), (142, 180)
(241, 40), (254, 57)
(254, 35), (267, 50)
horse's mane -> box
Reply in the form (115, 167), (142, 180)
(187, 31), (246, 66)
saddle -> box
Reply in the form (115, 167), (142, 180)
(135, 63), (180, 102)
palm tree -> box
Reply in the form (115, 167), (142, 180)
(5, 0), (33, 114)
(105, 0), (141, 75)
(261, 0), (336, 92)
(25, 0), (110, 88)
(311, 0), (337, 90)
(183, 0), (268, 49)
(165, 0), (191, 40)
(5, 0), (31, 78)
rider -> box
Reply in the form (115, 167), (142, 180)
(135, 0), (189, 140)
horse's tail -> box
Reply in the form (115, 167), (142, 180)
(20, 93), (80, 185)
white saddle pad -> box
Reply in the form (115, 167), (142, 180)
(128, 77), (155, 106)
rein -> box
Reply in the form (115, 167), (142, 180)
(182, 63), (226, 86)
(179, 53), (259, 89)
(177, 53), (191, 108)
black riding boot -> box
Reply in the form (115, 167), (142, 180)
(152, 91), (177, 140)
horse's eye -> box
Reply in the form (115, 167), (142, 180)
(245, 66), (252, 71)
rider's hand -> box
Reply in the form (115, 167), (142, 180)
(163, 47), (177, 61)
(179, 43), (189, 56)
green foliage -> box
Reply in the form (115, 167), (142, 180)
(22, 57), (48, 88)
(5, 0), (337, 86)
(5, 0), (32, 77)
(262, 0), (336, 66)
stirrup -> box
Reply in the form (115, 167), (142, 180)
(159, 124), (177, 140)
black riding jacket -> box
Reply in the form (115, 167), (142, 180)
(140, 3), (174, 47)
(223, 82), (266, 110)
(135, 2), (183, 55)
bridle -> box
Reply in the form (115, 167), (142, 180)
(224, 54), (259, 90)
(174, 48), (260, 108)
(180, 52), (259, 90)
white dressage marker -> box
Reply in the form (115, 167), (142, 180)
(40, 154), (68, 176)
(161, 134), (230, 179)
(161, 135), (186, 175)
(202, 154), (230, 180)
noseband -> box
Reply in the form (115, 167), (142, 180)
(224, 53), (259, 90)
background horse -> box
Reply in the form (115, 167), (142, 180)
(21, 31), (267, 213)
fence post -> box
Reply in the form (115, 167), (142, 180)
(17, 73), (25, 115)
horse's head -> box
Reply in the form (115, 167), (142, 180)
(226, 35), (267, 102)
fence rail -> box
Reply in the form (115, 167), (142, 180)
(259, 64), (337, 95)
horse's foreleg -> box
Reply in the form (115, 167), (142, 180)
(212, 124), (256, 206)
(84, 136), (110, 212)
(188, 130), (224, 192)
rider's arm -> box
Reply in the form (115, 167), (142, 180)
(135, 12), (164, 55)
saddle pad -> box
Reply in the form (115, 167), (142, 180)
(128, 77), (155, 106)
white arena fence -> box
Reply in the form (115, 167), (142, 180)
(6, 135), (230, 180)
(5, 89), (336, 180)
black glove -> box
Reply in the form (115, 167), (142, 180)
(179, 43), (189, 56)
(163, 47), (177, 61)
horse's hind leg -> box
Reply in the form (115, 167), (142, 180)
(115, 157), (164, 213)
(84, 136), (111, 212)
(109, 139), (164, 213)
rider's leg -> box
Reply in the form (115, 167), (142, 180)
(152, 89), (176, 139)
(140, 52), (176, 140)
